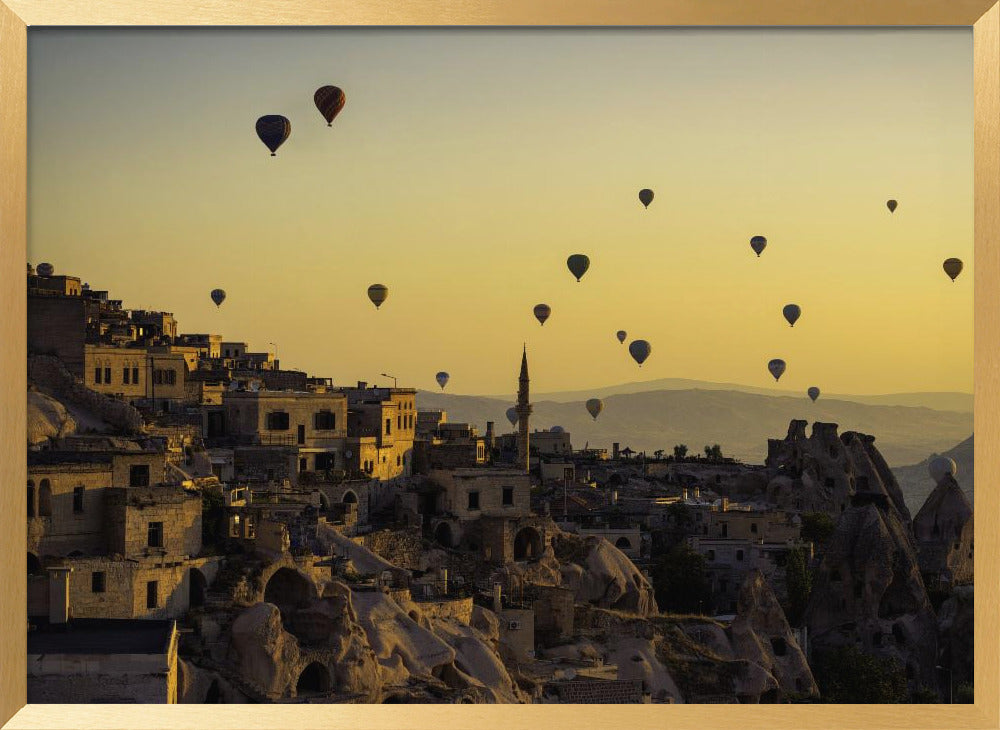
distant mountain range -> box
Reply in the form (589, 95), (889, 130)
(415, 386), (972, 469)
(892, 435), (974, 516)
(486, 378), (973, 413)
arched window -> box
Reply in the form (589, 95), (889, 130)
(27, 480), (35, 518)
(38, 479), (53, 517)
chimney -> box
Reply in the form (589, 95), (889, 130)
(357, 381), (367, 390)
(613, 442), (620, 459)
(493, 583), (502, 613)
(47, 566), (73, 625)
(485, 421), (495, 441)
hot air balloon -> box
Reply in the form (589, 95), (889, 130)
(782, 304), (801, 327)
(808, 386), (820, 402)
(533, 304), (551, 326)
(943, 258), (963, 282)
(210, 289), (226, 307)
(367, 284), (389, 309)
(585, 398), (604, 420)
(255, 115), (291, 156)
(928, 455), (957, 484)
(435, 371), (449, 390)
(750, 236), (767, 257)
(887, 199), (898, 213)
(314, 85), (346, 126)
(638, 189), (654, 208)
(616, 330), (627, 344)
(628, 340), (651, 367)
(567, 254), (590, 282)
(767, 359), (786, 382)
(36, 262), (54, 277)
(505, 407), (519, 427)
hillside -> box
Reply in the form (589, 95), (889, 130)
(488, 378), (973, 413)
(891, 435), (975, 515)
(415, 388), (972, 468)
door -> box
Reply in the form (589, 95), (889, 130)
(297, 424), (306, 445)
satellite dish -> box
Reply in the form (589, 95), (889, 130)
(345, 450), (354, 459)
(228, 381), (239, 391)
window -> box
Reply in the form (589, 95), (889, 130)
(231, 514), (241, 538)
(751, 523), (758, 534)
(27, 482), (34, 518)
(315, 453), (335, 470)
(707, 550), (715, 561)
(103, 367), (112, 384)
(736, 549), (744, 561)
(129, 464), (150, 487)
(73, 486), (85, 513)
(147, 521), (164, 548)
(38, 480), (52, 517)
(297, 424), (306, 445)
(314, 411), (336, 430)
(92, 571), (106, 593)
(123, 367), (130, 384)
(468, 491), (480, 510)
(146, 580), (158, 609)
(266, 412), (290, 430)
(299, 458), (308, 472)
(132, 367), (139, 383)
(720, 523), (728, 537)
(385, 418), (392, 435)
(502, 487), (514, 506)
(94, 367), (101, 384)
(246, 515), (256, 539)
(396, 455), (401, 466)
(397, 415), (402, 430)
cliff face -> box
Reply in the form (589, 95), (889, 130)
(765, 420), (911, 523)
(912, 474), (974, 590)
(805, 503), (938, 690)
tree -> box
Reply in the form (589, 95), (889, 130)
(704, 444), (723, 461)
(653, 449), (664, 460)
(784, 546), (812, 626)
(801, 512), (836, 546)
(651, 544), (711, 614)
(814, 646), (908, 703)
(201, 489), (227, 551)
(673, 444), (688, 459)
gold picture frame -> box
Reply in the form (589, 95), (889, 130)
(1, 1), (998, 728)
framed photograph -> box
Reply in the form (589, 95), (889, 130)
(2, 1), (998, 729)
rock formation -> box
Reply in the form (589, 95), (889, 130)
(29, 355), (144, 434)
(805, 502), (938, 690)
(912, 474), (974, 590)
(27, 388), (77, 445)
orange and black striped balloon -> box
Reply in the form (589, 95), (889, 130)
(314, 86), (346, 126)
(255, 115), (291, 156)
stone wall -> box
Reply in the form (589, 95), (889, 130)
(104, 486), (202, 559)
(28, 295), (87, 378)
(549, 679), (644, 703)
(27, 464), (111, 557)
(360, 527), (424, 571)
(413, 595), (474, 624)
(29, 355), (144, 434)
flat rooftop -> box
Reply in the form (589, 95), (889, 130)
(27, 619), (175, 656)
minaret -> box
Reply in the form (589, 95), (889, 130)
(515, 345), (532, 473)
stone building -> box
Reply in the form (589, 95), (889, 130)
(531, 428), (572, 457)
(27, 293), (87, 377)
(339, 382), (416, 481)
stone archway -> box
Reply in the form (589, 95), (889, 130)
(434, 522), (454, 549)
(296, 662), (332, 696)
(615, 536), (633, 551)
(342, 490), (358, 504)
(189, 567), (207, 608)
(319, 493), (330, 511)
(263, 567), (314, 623)
(513, 526), (542, 561)
(27, 552), (42, 576)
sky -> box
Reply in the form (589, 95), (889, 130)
(28, 28), (973, 397)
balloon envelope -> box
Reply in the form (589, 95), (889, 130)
(808, 386), (820, 402)
(367, 284), (389, 309)
(928, 455), (957, 484)
(36, 262), (54, 277)
(255, 115), (291, 155)
(505, 407), (519, 427)
(943, 258), (963, 282)
(585, 398), (604, 420)
(638, 189), (654, 208)
(628, 340), (651, 367)
(750, 236), (767, 257)
(314, 85), (346, 126)
(887, 199), (898, 213)
(567, 254), (590, 282)
(768, 358), (786, 381)
(210, 288), (226, 307)
(616, 330), (627, 344)
(533, 304), (551, 326)
(782, 304), (801, 327)
(435, 371), (449, 390)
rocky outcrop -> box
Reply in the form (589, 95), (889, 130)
(766, 420), (910, 523)
(554, 532), (658, 616)
(937, 585), (974, 691)
(28, 355), (143, 434)
(730, 571), (818, 698)
(912, 474), (974, 590)
(805, 503), (938, 690)
(27, 389), (77, 445)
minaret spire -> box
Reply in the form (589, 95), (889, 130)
(516, 345), (532, 473)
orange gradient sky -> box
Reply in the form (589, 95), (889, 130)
(28, 28), (973, 396)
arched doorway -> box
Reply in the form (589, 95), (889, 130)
(342, 490), (358, 504)
(296, 662), (331, 696)
(513, 526), (542, 561)
(263, 567), (313, 621)
(615, 537), (633, 551)
(189, 568), (207, 608)
(38, 480), (52, 517)
(27, 552), (42, 576)
(434, 522), (453, 548)
(27, 481), (35, 518)
(318, 493), (330, 512)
